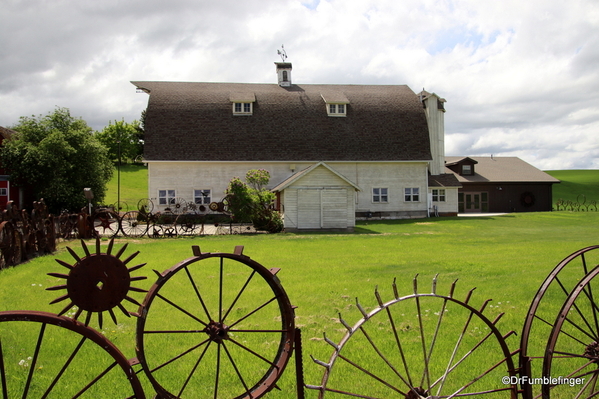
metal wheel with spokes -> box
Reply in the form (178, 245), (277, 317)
(520, 245), (599, 398)
(92, 209), (120, 238)
(137, 198), (155, 214)
(0, 310), (145, 398)
(308, 276), (518, 398)
(136, 245), (296, 399)
(121, 210), (150, 238)
(540, 263), (599, 398)
(175, 214), (199, 236)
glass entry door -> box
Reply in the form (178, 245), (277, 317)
(461, 192), (488, 213)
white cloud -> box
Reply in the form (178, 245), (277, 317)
(1, 0), (598, 169)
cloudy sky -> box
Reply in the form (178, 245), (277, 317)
(1, 0), (598, 169)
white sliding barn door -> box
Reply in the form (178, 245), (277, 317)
(297, 188), (348, 229)
(322, 189), (348, 229)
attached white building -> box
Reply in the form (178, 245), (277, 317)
(133, 63), (460, 231)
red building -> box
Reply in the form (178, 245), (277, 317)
(0, 126), (33, 210)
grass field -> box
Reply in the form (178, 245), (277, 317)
(1, 168), (598, 397)
(1, 211), (598, 397)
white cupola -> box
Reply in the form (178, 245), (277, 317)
(275, 62), (292, 87)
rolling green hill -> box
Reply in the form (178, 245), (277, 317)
(104, 164), (148, 210)
(546, 169), (599, 204)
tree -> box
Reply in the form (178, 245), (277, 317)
(225, 169), (283, 233)
(1, 107), (114, 213)
(95, 119), (144, 163)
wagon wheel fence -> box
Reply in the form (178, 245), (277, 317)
(555, 194), (598, 211)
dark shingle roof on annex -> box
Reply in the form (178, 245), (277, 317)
(133, 81), (432, 162)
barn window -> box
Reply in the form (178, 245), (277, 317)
(0, 188), (6, 196)
(327, 103), (346, 116)
(194, 189), (212, 205)
(405, 187), (420, 202)
(233, 102), (253, 115)
(158, 189), (176, 205)
(432, 189), (446, 202)
(372, 188), (388, 203)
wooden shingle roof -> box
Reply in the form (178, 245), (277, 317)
(133, 82), (432, 162)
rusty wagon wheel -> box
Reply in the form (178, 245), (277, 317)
(135, 245), (296, 399)
(121, 210), (150, 238)
(174, 214), (199, 236)
(148, 211), (177, 239)
(519, 245), (599, 398)
(540, 265), (599, 398)
(92, 209), (121, 238)
(0, 310), (145, 398)
(138, 198), (155, 214)
(307, 276), (518, 399)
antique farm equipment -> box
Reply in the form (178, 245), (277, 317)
(0, 238), (148, 397)
(2, 240), (599, 398)
(0, 240), (297, 398)
(307, 276), (519, 398)
(136, 245), (296, 398)
(519, 245), (599, 399)
(0, 200), (57, 268)
(307, 246), (599, 399)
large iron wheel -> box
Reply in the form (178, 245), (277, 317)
(539, 262), (599, 397)
(175, 214), (199, 236)
(149, 212), (177, 239)
(136, 245), (296, 399)
(520, 245), (599, 398)
(0, 310), (145, 398)
(308, 276), (518, 398)
(138, 198), (155, 214)
(121, 211), (150, 238)
(92, 209), (120, 238)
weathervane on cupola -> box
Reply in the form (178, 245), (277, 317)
(275, 45), (292, 87)
(277, 44), (288, 62)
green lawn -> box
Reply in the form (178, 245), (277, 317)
(1, 211), (598, 398)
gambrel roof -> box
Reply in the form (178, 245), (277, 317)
(133, 81), (432, 162)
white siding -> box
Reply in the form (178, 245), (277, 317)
(148, 160), (442, 218)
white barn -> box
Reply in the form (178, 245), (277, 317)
(133, 63), (460, 231)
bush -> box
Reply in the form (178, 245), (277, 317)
(225, 170), (283, 233)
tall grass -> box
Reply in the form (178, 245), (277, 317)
(1, 212), (598, 397)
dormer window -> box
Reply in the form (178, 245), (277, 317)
(233, 102), (253, 115)
(321, 92), (349, 117)
(462, 164), (473, 175)
(230, 92), (256, 116)
(327, 103), (346, 116)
